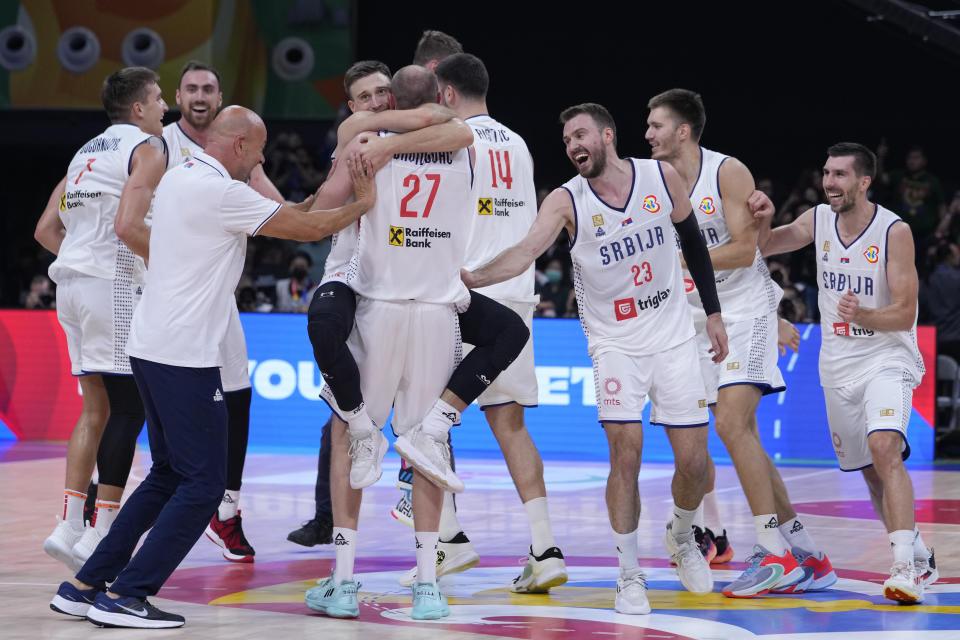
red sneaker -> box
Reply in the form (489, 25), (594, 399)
(205, 510), (255, 563)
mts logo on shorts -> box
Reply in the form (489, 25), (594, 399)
(613, 289), (671, 321)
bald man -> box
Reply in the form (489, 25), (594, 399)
(49, 106), (376, 629)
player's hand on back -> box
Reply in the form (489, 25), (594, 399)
(352, 131), (391, 172)
(348, 153), (375, 208)
(748, 189), (775, 222)
(705, 312), (729, 363)
(777, 316), (800, 355)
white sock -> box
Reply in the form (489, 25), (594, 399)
(332, 527), (357, 583)
(93, 500), (121, 535)
(421, 399), (460, 441)
(416, 532), (440, 583)
(702, 489), (723, 532)
(670, 505), (697, 543)
(523, 497), (556, 556)
(218, 489), (240, 521)
(890, 529), (914, 565)
(693, 501), (706, 529)
(345, 402), (376, 438)
(913, 526), (930, 559)
(778, 516), (819, 555)
(63, 490), (87, 528)
(614, 529), (640, 573)
(438, 492), (460, 541)
(755, 514), (786, 555)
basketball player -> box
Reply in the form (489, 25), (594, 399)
(645, 89), (836, 597)
(49, 106), (377, 628)
(756, 142), (934, 603)
(463, 103), (728, 614)
(305, 65), (480, 621)
(34, 67), (168, 573)
(424, 52), (567, 593)
(413, 29), (463, 71)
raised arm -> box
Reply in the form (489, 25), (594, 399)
(336, 103), (455, 148)
(34, 175), (68, 255)
(355, 119), (474, 171)
(115, 138), (167, 261)
(258, 156), (375, 241)
(838, 221), (918, 331)
(758, 206), (816, 257)
(463, 187), (575, 289)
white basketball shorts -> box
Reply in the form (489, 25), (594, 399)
(320, 297), (461, 435)
(823, 367), (913, 471)
(593, 337), (709, 426)
(56, 274), (141, 376)
(468, 300), (538, 409)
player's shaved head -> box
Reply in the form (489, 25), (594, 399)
(205, 105), (267, 182)
(209, 105), (264, 140)
(391, 65), (438, 110)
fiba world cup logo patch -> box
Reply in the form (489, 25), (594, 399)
(698, 197), (716, 215)
(863, 245), (879, 263)
(642, 195), (660, 213)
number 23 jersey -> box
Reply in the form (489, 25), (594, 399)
(565, 158), (694, 357)
(347, 132), (472, 306)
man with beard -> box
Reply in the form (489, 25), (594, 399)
(463, 102), (727, 614)
(757, 142), (934, 604)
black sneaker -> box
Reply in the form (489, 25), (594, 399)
(287, 515), (333, 547)
(706, 527), (735, 564)
(86, 592), (184, 628)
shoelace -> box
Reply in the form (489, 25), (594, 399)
(428, 436), (452, 466)
(348, 433), (377, 462)
(219, 517), (250, 549)
(738, 550), (768, 578)
(889, 561), (914, 580)
(675, 539), (705, 567)
(621, 572), (647, 591)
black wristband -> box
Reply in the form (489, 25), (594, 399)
(674, 212), (721, 316)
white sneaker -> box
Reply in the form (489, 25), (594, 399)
(347, 428), (388, 489)
(615, 568), (651, 614)
(44, 518), (85, 571)
(72, 526), (104, 568)
(398, 532), (479, 587)
(672, 537), (714, 594)
(915, 548), (938, 587)
(394, 425), (464, 493)
(511, 545), (568, 593)
(884, 560), (924, 603)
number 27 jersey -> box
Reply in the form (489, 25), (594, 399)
(347, 132), (472, 306)
(566, 158), (694, 357)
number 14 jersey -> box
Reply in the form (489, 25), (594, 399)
(347, 132), (472, 306)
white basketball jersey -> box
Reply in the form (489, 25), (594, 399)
(49, 124), (157, 285)
(162, 121), (203, 169)
(566, 158), (694, 357)
(321, 214), (358, 285)
(463, 115), (537, 303)
(683, 147), (782, 322)
(815, 203), (925, 387)
(346, 134), (472, 306)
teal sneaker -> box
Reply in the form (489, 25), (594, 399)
(411, 581), (450, 620)
(305, 575), (360, 618)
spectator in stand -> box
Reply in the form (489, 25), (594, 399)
(535, 258), (572, 318)
(920, 241), (960, 363)
(23, 274), (56, 309)
(877, 143), (946, 275)
(274, 250), (318, 313)
(265, 132), (324, 203)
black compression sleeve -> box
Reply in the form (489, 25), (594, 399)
(674, 211), (721, 316)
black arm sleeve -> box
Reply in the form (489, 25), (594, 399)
(674, 211), (721, 316)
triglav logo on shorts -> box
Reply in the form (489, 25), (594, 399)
(613, 290), (671, 321)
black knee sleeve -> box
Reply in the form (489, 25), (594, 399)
(448, 291), (530, 404)
(225, 388), (251, 491)
(97, 375), (146, 488)
(307, 282), (363, 411)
